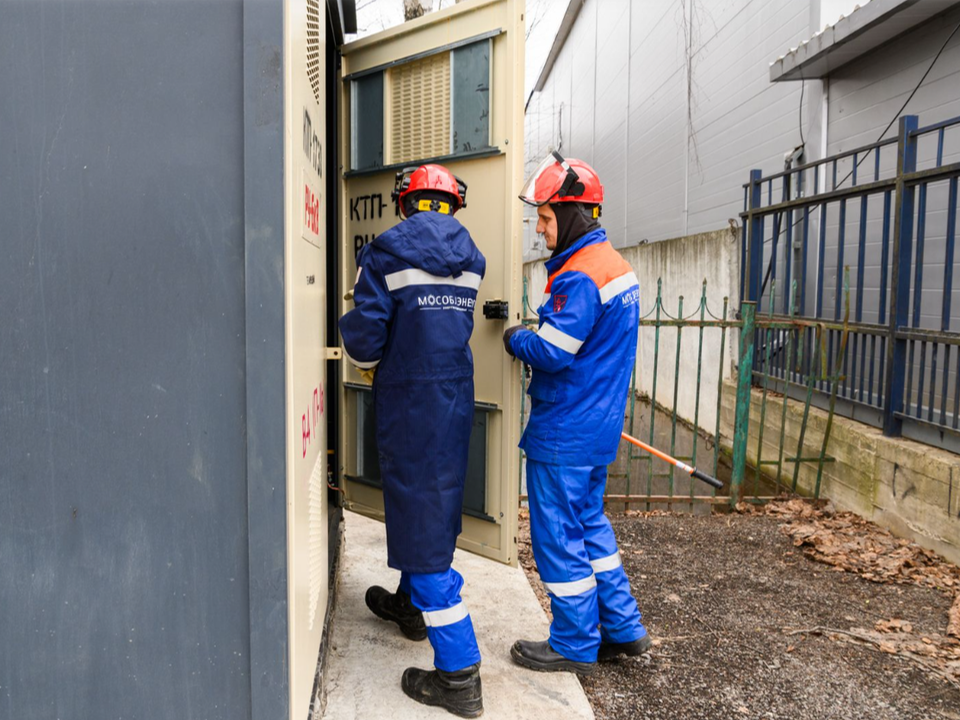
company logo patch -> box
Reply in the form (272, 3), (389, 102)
(417, 294), (476, 311)
(553, 295), (568, 312)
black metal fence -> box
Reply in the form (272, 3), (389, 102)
(741, 114), (960, 452)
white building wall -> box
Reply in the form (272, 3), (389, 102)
(685, 0), (813, 234)
(522, 0), (960, 447)
(524, 0), (820, 261)
(823, 4), (960, 332)
(524, 0), (960, 259)
(524, 0), (960, 324)
(827, 4), (960, 151)
(626, 0), (688, 249)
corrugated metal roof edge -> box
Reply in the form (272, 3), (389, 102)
(766, 0), (960, 80)
(770, 0), (883, 68)
(526, 0), (584, 109)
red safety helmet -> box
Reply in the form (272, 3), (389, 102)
(392, 164), (468, 218)
(519, 151), (604, 207)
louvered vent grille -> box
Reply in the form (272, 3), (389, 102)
(306, 0), (322, 104)
(307, 453), (324, 630)
(390, 53), (451, 165)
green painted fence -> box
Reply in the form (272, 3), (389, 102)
(519, 269), (853, 509)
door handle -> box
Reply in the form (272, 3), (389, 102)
(482, 300), (509, 320)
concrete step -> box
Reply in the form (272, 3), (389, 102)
(321, 511), (595, 720)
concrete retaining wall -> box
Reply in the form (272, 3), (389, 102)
(523, 227), (740, 434)
(719, 380), (960, 566)
(524, 228), (960, 565)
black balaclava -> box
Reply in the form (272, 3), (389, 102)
(551, 202), (600, 258)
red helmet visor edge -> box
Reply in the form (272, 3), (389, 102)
(518, 151), (581, 207)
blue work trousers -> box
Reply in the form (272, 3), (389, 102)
(526, 460), (646, 662)
(400, 568), (481, 672)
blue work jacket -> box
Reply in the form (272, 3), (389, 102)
(510, 229), (639, 466)
(339, 211), (486, 573)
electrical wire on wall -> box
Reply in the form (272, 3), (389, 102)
(756, 73), (805, 301)
(754, 18), (960, 304)
(797, 77), (806, 150)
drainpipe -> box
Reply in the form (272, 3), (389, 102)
(682, 0), (692, 236)
(814, 76), (829, 309)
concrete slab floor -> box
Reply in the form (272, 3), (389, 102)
(321, 511), (595, 720)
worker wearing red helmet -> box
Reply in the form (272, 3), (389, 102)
(339, 164), (485, 717)
(503, 152), (651, 673)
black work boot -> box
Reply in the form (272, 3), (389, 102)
(510, 639), (596, 675)
(597, 633), (653, 663)
(401, 663), (483, 718)
(364, 585), (427, 641)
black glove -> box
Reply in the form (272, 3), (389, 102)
(503, 325), (525, 357)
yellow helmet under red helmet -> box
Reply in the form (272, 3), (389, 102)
(392, 164), (468, 218)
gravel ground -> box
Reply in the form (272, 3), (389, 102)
(518, 509), (960, 720)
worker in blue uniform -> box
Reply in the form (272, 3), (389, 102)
(339, 164), (485, 718)
(502, 152), (651, 674)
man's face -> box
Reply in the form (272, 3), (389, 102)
(536, 204), (559, 250)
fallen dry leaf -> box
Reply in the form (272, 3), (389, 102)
(875, 619), (913, 634)
(759, 498), (960, 688)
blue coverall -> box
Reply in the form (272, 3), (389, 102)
(339, 210), (485, 672)
(509, 227), (648, 662)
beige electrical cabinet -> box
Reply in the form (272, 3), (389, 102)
(338, 0), (525, 566)
(283, 1), (330, 718)
(279, 1), (522, 716)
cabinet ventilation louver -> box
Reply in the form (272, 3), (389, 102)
(390, 53), (451, 165)
(308, 454), (325, 630)
(306, 0), (322, 104)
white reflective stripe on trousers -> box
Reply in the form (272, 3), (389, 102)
(589, 552), (622, 574)
(384, 268), (482, 292)
(421, 601), (470, 628)
(542, 574), (597, 598)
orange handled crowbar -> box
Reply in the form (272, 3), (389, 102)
(620, 432), (724, 490)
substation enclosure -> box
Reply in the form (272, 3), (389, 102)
(1, 0), (349, 718)
(1, 0), (523, 718)
(338, 0), (525, 567)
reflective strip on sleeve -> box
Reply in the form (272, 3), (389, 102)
(541, 292), (551, 308)
(542, 574), (597, 598)
(384, 269), (482, 292)
(589, 552), (622, 574)
(421, 601), (470, 628)
(598, 272), (639, 304)
(537, 323), (584, 354)
(342, 347), (380, 370)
